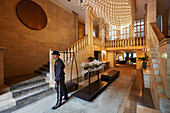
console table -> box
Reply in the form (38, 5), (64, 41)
(72, 69), (119, 101)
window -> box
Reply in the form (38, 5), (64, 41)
(108, 26), (117, 40)
(156, 15), (163, 32)
(120, 26), (130, 39)
(134, 18), (145, 38)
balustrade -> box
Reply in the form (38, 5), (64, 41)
(105, 37), (145, 48)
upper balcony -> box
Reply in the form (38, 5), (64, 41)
(105, 37), (146, 51)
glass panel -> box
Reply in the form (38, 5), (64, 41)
(124, 34), (126, 38)
(137, 20), (140, 25)
(109, 32), (111, 36)
(133, 53), (136, 57)
(138, 33), (140, 37)
(127, 34), (129, 38)
(141, 19), (144, 25)
(137, 26), (140, 32)
(121, 35), (123, 39)
(121, 29), (123, 34)
(115, 36), (117, 40)
(141, 32), (144, 37)
(134, 20), (136, 26)
(141, 26), (144, 31)
(134, 33), (137, 37)
(127, 28), (129, 33)
(124, 29), (126, 33)
(134, 27), (137, 32)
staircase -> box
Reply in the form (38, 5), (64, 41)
(10, 74), (52, 105)
(0, 62), (53, 112)
(149, 22), (169, 111)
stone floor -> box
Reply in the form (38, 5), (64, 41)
(123, 69), (155, 113)
(2, 65), (156, 113)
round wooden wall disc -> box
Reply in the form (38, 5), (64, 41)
(16, 0), (47, 30)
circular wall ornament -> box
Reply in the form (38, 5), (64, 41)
(16, 0), (47, 30)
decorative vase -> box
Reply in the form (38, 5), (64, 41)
(142, 62), (147, 69)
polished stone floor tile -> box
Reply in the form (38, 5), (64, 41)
(123, 69), (155, 113)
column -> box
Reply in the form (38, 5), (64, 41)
(99, 22), (104, 48)
(85, 6), (93, 46)
(108, 51), (116, 67)
(72, 11), (79, 41)
(46, 49), (55, 87)
(0, 47), (9, 93)
(147, 0), (156, 49)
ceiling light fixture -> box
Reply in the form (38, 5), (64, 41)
(78, 0), (133, 30)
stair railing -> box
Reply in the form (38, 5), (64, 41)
(60, 35), (88, 64)
(46, 35), (88, 87)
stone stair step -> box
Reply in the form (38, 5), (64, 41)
(153, 63), (159, 69)
(43, 64), (49, 68)
(10, 76), (46, 90)
(151, 54), (157, 59)
(0, 98), (16, 112)
(152, 59), (158, 63)
(14, 86), (53, 105)
(154, 69), (160, 75)
(150, 50), (156, 54)
(159, 94), (170, 113)
(155, 75), (162, 83)
(34, 70), (48, 74)
(40, 67), (49, 72)
(11, 81), (48, 98)
(0, 92), (13, 102)
(157, 83), (164, 94)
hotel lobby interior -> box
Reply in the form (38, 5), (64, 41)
(0, 0), (170, 113)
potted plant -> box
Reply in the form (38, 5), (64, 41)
(138, 56), (149, 69)
(88, 56), (95, 62)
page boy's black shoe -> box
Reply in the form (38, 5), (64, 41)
(64, 97), (69, 101)
(52, 105), (61, 110)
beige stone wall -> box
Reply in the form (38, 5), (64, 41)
(0, 0), (76, 78)
(160, 44), (168, 97)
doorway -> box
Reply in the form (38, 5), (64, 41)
(94, 51), (101, 60)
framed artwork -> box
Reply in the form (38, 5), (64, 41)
(16, 0), (47, 30)
(102, 50), (106, 60)
(78, 22), (85, 39)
